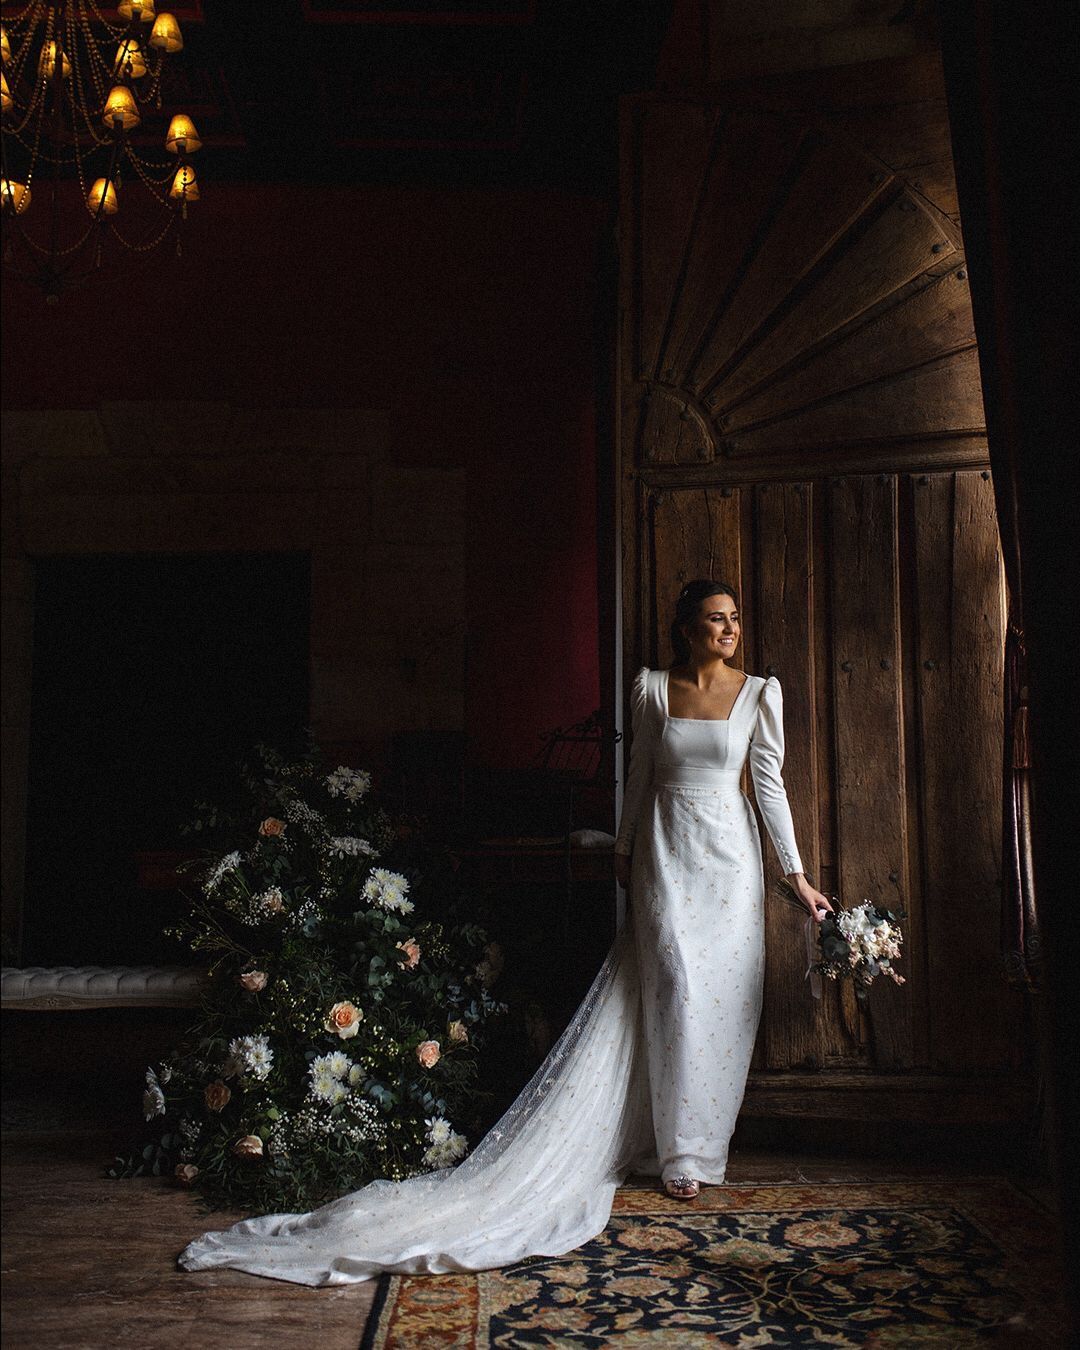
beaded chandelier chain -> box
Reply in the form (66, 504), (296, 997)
(1, 0), (201, 300)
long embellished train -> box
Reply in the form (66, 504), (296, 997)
(179, 668), (804, 1286)
(178, 914), (656, 1285)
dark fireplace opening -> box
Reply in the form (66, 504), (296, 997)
(23, 553), (311, 967)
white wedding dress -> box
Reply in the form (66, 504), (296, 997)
(178, 668), (804, 1286)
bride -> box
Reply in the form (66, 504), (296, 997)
(178, 578), (832, 1285)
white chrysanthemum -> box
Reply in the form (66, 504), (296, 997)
(246, 1041), (274, 1081)
(422, 1129), (468, 1170)
(204, 850), (241, 894)
(142, 1083), (166, 1121)
(325, 835), (377, 861)
(309, 1068), (340, 1103)
(425, 1116), (452, 1145)
(347, 1064), (364, 1087)
(326, 1051), (350, 1080)
(309, 1054), (350, 1103)
(362, 867), (414, 914)
(326, 766), (372, 803)
(384, 887), (414, 915)
(228, 1033), (274, 1082)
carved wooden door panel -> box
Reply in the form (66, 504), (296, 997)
(618, 95), (1027, 1100)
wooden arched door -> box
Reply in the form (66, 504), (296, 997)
(618, 95), (1028, 1120)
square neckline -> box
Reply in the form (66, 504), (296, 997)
(662, 668), (752, 722)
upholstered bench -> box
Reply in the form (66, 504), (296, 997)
(1, 966), (208, 1011)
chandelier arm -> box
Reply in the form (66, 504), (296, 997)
(5, 127), (83, 164)
(8, 49), (46, 184)
(138, 53), (164, 107)
(6, 2), (54, 124)
(44, 5), (70, 272)
(10, 210), (98, 258)
(68, 22), (111, 149)
(76, 4), (112, 102)
(123, 144), (174, 193)
(80, 0), (128, 42)
(69, 74), (94, 209)
(3, 74), (48, 137)
(1, 0), (42, 25)
(5, 2), (48, 89)
(107, 206), (177, 253)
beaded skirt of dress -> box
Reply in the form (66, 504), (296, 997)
(177, 668), (804, 1286)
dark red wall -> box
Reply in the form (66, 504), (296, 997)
(1, 182), (605, 766)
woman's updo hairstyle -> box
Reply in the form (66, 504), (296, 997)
(669, 579), (739, 665)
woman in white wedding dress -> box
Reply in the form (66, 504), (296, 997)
(178, 578), (831, 1286)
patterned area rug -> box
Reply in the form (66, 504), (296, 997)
(360, 1179), (1064, 1347)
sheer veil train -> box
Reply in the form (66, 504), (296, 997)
(179, 912), (658, 1286)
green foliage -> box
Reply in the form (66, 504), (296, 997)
(109, 745), (505, 1212)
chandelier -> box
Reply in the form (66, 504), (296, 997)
(0, 0), (201, 300)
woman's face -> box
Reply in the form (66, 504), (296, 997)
(683, 592), (740, 661)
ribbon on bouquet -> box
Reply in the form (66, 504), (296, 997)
(770, 875), (826, 1000)
(803, 914), (823, 1000)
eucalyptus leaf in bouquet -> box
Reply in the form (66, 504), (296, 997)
(772, 873), (907, 1003)
(108, 744), (506, 1212)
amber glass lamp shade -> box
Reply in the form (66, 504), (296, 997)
(86, 178), (119, 216)
(1, 26), (11, 64)
(1, 71), (11, 115)
(102, 85), (140, 132)
(169, 164), (198, 203)
(38, 40), (71, 81)
(149, 14), (182, 53)
(165, 114), (200, 154)
(1, 178), (31, 215)
(117, 0), (156, 21)
(113, 39), (147, 79)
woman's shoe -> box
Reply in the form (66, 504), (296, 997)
(663, 1175), (700, 1199)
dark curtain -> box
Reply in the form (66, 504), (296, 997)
(1001, 609), (1038, 991)
(939, 0), (1080, 1332)
(993, 413), (1038, 990)
(938, 4), (1055, 994)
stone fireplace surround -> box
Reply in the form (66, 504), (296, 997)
(1, 402), (466, 964)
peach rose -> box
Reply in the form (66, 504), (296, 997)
(232, 1134), (264, 1158)
(174, 1163), (199, 1187)
(204, 1080), (231, 1112)
(416, 1039), (441, 1069)
(325, 1000), (363, 1039)
(261, 887), (285, 914)
(259, 817), (286, 838)
(238, 969), (268, 992)
(396, 938), (421, 970)
(448, 1020), (469, 1045)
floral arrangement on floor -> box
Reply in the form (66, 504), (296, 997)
(109, 744), (506, 1212)
(774, 876), (906, 1001)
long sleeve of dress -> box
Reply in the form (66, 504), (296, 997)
(748, 675), (804, 877)
(614, 667), (653, 857)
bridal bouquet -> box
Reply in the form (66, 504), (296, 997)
(773, 876), (906, 1001)
(109, 743), (505, 1211)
